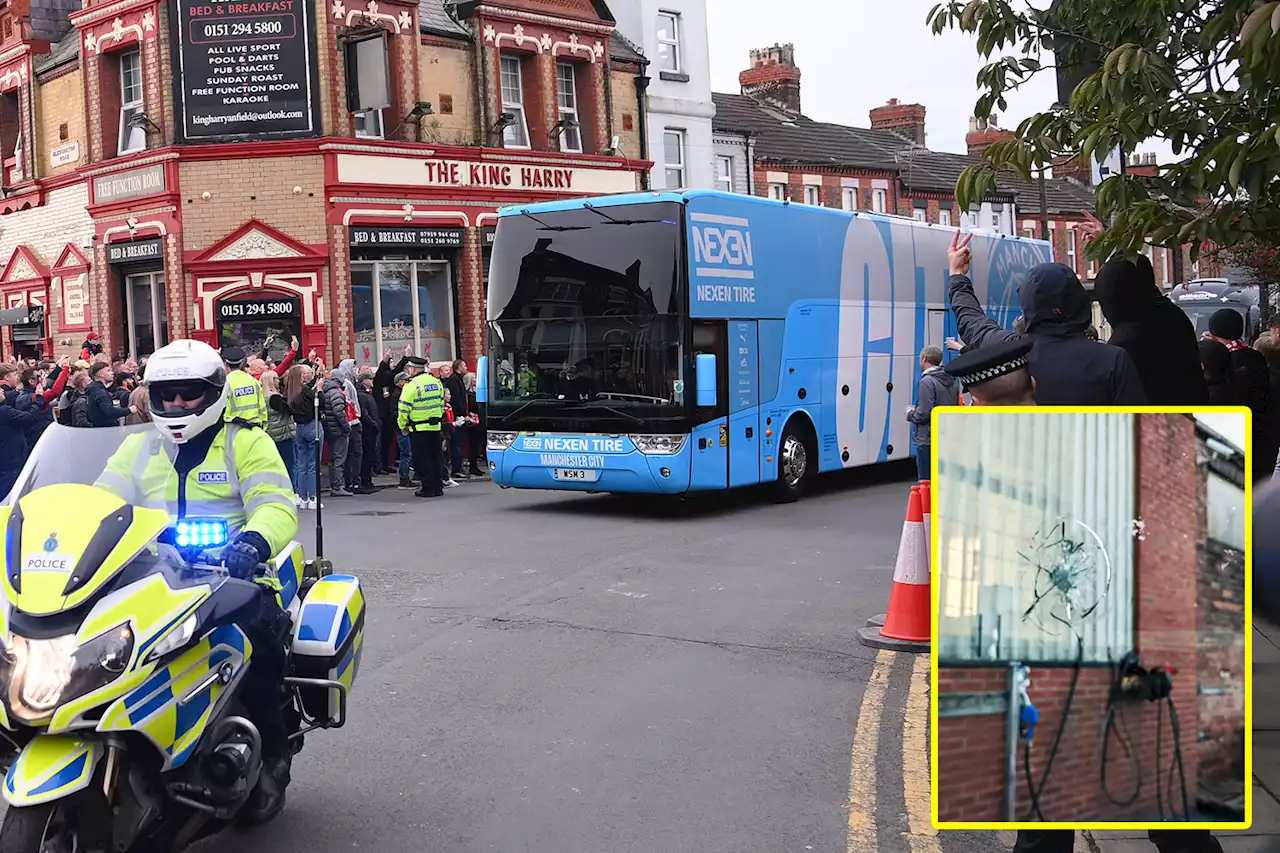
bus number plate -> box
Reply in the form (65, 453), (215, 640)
(553, 468), (598, 482)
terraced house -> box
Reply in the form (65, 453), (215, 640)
(0, 0), (654, 366)
(710, 43), (1218, 319)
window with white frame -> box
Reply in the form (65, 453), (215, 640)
(913, 207), (927, 222)
(500, 56), (529, 148)
(842, 188), (857, 211)
(769, 183), (786, 201)
(1067, 229), (1078, 271)
(871, 188), (886, 213)
(804, 184), (820, 206)
(990, 203), (1003, 230)
(939, 209), (952, 226)
(1023, 226), (1035, 239)
(119, 50), (146, 155)
(663, 130), (684, 188)
(716, 156), (733, 193)
(656, 12), (681, 73)
(555, 62), (583, 153)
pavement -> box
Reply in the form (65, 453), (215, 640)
(2, 461), (1271, 852)
(1071, 618), (1279, 853)
(183, 461), (995, 853)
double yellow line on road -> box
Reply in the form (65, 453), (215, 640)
(847, 651), (937, 853)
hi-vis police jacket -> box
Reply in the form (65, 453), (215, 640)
(224, 369), (267, 427)
(397, 374), (445, 433)
(94, 423), (298, 556)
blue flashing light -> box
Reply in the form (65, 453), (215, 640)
(173, 519), (229, 549)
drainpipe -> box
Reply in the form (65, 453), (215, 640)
(475, 26), (490, 146)
(635, 74), (651, 190)
(744, 131), (754, 195)
(1004, 663), (1030, 822)
(602, 55), (615, 153)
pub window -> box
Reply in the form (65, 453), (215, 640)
(555, 62), (582, 153)
(500, 56), (529, 148)
(344, 32), (391, 140)
(119, 50), (146, 155)
(350, 260), (457, 372)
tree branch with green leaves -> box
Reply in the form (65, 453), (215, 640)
(927, 0), (1280, 261)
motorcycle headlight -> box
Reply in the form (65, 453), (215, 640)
(488, 431), (517, 451)
(4, 624), (134, 723)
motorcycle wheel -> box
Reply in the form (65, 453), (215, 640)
(0, 801), (80, 853)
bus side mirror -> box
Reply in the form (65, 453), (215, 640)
(476, 356), (489, 403)
(696, 353), (717, 407)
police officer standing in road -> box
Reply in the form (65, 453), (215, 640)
(397, 356), (446, 498)
(221, 345), (268, 428)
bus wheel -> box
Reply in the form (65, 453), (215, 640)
(774, 420), (814, 503)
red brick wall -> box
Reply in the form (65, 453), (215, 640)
(1194, 432), (1246, 787)
(938, 414), (1203, 823)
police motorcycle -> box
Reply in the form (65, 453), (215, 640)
(0, 421), (366, 852)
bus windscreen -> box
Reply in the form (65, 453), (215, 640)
(485, 202), (689, 430)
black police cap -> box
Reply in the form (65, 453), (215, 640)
(943, 337), (1034, 388)
(221, 345), (246, 365)
(405, 356), (428, 366)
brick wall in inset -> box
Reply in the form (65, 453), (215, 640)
(1194, 430), (1246, 788)
(937, 414), (1205, 823)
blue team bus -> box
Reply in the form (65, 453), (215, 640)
(475, 189), (1051, 501)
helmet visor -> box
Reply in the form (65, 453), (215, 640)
(149, 379), (220, 416)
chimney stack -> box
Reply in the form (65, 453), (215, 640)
(739, 44), (802, 115)
(1126, 151), (1159, 178)
(965, 115), (1015, 156)
(870, 98), (927, 147)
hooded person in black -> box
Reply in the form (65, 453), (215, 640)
(1205, 308), (1276, 480)
(1093, 253), (1209, 405)
(946, 233), (1146, 406)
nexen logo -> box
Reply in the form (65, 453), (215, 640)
(690, 213), (754, 281)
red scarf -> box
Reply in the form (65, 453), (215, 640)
(1225, 339), (1248, 353)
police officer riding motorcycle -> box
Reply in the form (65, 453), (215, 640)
(95, 339), (296, 823)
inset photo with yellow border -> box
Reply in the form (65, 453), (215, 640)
(929, 407), (1251, 831)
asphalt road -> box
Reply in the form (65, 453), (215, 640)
(176, 465), (1008, 853)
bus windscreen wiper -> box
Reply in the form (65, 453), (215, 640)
(519, 209), (589, 231)
(564, 402), (643, 423)
(583, 203), (666, 226)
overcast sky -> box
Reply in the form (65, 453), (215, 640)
(704, 0), (1171, 165)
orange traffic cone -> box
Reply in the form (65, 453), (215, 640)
(858, 486), (930, 652)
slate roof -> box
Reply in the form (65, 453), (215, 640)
(421, 0), (470, 37)
(712, 91), (1096, 215)
(609, 31), (646, 64)
(34, 31), (78, 74)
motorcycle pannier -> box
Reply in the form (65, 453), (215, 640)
(290, 574), (365, 722)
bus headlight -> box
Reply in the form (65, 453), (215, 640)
(488, 432), (517, 451)
(630, 435), (687, 455)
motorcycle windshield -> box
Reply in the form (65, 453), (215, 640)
(4, 422), (156, 507)
(2, 423), (233, 614)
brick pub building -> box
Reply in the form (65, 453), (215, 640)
(935, 415), (1246, 823)
(0, 0), (651, 366)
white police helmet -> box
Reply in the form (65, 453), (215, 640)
(144, 340), (229, 444)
